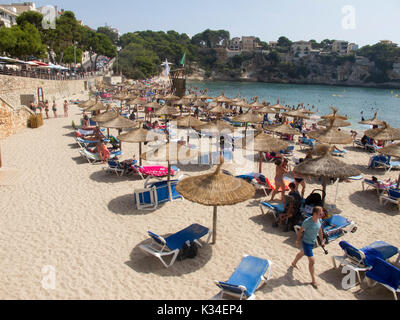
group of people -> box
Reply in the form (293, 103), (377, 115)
(29, 100), (69, 119)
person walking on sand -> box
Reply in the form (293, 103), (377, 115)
(44, 100), (50, 119)
(269, 157), (289, 203)
(291, 206), (325, 289)
(63, 100), (69, 118)
(52, 100), (57, 118)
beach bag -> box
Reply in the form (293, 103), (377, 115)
(178, 241), (198, 261)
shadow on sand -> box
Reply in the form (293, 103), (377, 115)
(125, 238), (213, 276)
(349, 190), (399, 216)
(107, 193), (166, 216)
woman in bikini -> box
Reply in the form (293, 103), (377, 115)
(270, 157), (289, 203)
(294, 158), (306, 198)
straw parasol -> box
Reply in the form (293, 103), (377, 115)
(283, 109), (311, 119)
(173, 98), (191, 106)
(198, 94), (213, 100)
(321, 107), (347, 120)
(266, 123), (300, 136)
(163, 93), (180, 101)
(155, 105), (180, 117)
(294, 146), (361, 206)
(192, 99), (209, 108)
(364, 122), (400, 141)
(91, 109), (118, 123)
(199, 120), (234, 133)
(183, 93), (197, 100)
(208, 104), (230, 115)
(117, 123), (166, 166)
(176, 115), (204, 129)
(359, 112), (385, 126)
(318, 118), (351, 128)
(234, 98), (250, 108)
(176, 157), (255, 244)
(141, 142), (200, 183)
(232, 111), (263, 137)
(378, 143), (400, 159)
(307, 120), (353, 145)
(84, 101), (108, 112)
(78, 99), (96, 109)
(100, 115), (136, 130)
(254, 105), (279, 114)
(270, 103), (289, 111)
(238, 130), (289, 173)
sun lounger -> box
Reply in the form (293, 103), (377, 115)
(215, 255), (273, 300)
(236, 173), (290, 196)
(362, 178), (391, 196)
(366, 257), (400, 300)
(76, 137), (99, 149)
(331, 149), (347, 157)
(298, 137), (316, 150)
(134, 180), (183, 210)
(139, 223), (211, 268)
(259, 201), (286, 220)
(103, 159), (125, 176)
(365, 143), (383, 153)
(374, 156), (400, 173)
(78, 148), (121, 164)
(379, 188), (400, 212)
(332, 240), (399, 288)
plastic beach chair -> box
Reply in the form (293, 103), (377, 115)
(139, 224), (211, 268)
(103, 160), (125, 176)
(365, 257), (400, 300)
(259, 201), (286, 221)
(332, 240), (399, 288)
(379, 188), (400, 212)
(215, 255), (273, 300)
(362, 178), (392, 196)
(134, 180), (183, 210)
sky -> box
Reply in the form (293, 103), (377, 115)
(18, 0), (400, 47)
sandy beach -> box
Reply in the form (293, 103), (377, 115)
(1, 91), (400, 300)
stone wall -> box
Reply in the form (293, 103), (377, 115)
(0, 74), (103, 107)
(0, 97), (33, 140)
(0, 74), (103, 139)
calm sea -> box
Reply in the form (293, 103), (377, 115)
(188, 80), (400, 130)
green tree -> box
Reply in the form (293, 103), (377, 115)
(97, 26), (119, 46)
(191, 29), (230, 48)
(62, 45), (82, 65)
(7, 23), (46, 59)
(277, 36), (292, 52)
(0, 26), (17, 55)
(16, 11), (44, 30)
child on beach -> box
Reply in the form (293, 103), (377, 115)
(52, 100), (57, 118)
(63, 100), (69, 117)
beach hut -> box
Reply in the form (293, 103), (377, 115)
(176, 157), (255, 244)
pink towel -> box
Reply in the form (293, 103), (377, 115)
(138, 166), (174, 177)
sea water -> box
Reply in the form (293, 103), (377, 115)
(188, 80), (400, 130)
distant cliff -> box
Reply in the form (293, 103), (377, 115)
(187, 51), (400, 89)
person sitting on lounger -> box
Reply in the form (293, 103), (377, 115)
(96, 140), (110, 163)
(371, 176), (395, 189)
(122, 155), (138, 174)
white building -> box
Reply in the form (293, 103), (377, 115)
(229, 37), (241, 51)
(0, 5), (17, 27)
(0, 2), (38, 14)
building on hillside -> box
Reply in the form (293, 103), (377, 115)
(380, 40), (393, 45)
(241, 36), (257, 51)
(269, 41), (278, 49)
(0, 5), (17, 27)
(0, 2), (38, 14)
(291, 41), (312, 57)
(347, 43), (359, 54)
(332, 40), (349, 55)
(229, 37), (241, 51)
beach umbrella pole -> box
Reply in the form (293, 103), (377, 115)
(139, 142), (142, 166)
(259, 151), (263, 173)
(212, 206), (217, 244)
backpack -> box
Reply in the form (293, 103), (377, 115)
(178, 241), (198, 261)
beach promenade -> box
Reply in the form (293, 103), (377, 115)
(1, 92), (400, 300)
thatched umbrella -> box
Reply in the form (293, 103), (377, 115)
(173, 98), (191, 106)
(307, 121), (353, 145)
(183, 93), (197, 100)
(266, 122), (300, 137)
(199, 120), (234, 133)
(100, 115), (137, 137)
(283, 109), (311, 119)
(176, 115), (204, 129)
(192, 99), (209, 109)
(117, 123), (166, 166)
(208, 104), (230, 116)
(232, 111), (263, 137)
(378, 143), (400, 159)
(155, 105), (180, 118)
(176, 157), (255, 244)
(78, 99), (96, 109)
(294, 146), (361, 206)
(270, 103), (289, 111)
(141, 142), (200, 183)
(84, 101), (108, 112)
(318, 118), (351, 128)
(198, 94), (213, 100)
(238, 131), (289, 173)
(321, 109), (347, 120)
(364, 122), (400, 142)
(359, 112), (385, 126)
(163, 93), (180, 101)
(91, 109), (118, 123)
(254, 105), (279, 114)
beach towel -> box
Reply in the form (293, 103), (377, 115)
(138, 166), (174, 177)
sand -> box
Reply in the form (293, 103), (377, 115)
(1, 91), (400, 300)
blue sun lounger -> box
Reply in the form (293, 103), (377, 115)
(134, 180), (183, 210)
(332, 240), (399, 288)
(259, 201), (285, 220)
(139, 224), (211, 268)
(366, 257), (400, 300)
(215, 255), (273, 300)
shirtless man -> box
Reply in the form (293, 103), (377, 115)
(270, 157), (289, 203)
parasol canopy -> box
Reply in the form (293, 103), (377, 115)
(318, 118), (351, 128)
(91, 109), (118, 123)
(378, 142), (400, 158)
(232, 111), (263, 124)
(199, 120), (234, 133)
(283, 109), (311, 119)
(307, 124), (353, 145)
(176, 115), (204, 128)
(78, 99), (96, 108)
(359, 112), (385, 126)
(163, 93), (180, 101)
(155, 105), (179, 116)
(100, 115), (136, 129)
(176, 157), (255, 243)
(266, 123), (300, 136)
(84, 101), (108, 112)
(364, 122), (400, 141)
(208, 104), (230, 115)
(270, 103), (289, 111)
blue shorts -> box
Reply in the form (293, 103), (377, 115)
(302, 241), (314, 257)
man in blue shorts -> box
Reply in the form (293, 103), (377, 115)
(291, 206), (325, 288)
